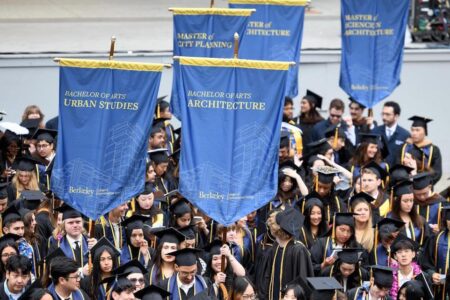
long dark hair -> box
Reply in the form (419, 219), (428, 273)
(151, 242), (177, 281)
(23, 211), (37, 245)
(303, 201), (328, 237)
(300, 96), (323, 124)
(203, 252), (234, 290)
(277, 172), (299, 203)
(231, 276), (256, 299)
(350, 142), (382, 167)
(391, 194), (424, 229)
(91, 247), (118, 300)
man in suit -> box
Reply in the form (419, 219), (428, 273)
(371, 101), (409, 166)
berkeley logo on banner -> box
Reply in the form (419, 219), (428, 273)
(176, 57), (290, 225)
(229, 0), (306, 98)
(339, 0), (409, 108)
(51, 59), (163, 220)
(170, 8), (253, 119)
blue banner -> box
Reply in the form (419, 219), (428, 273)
(51, 59), (163, 220)
(339, 0), (409, 108)
(229, 0), (306, 98)
(170, 8), (253, 119)
(176, 57), (289, 225)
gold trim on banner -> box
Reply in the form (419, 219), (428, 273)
(177, 56), (291, 70)
(57, 58), (165, 72)
(229, 0), (308, 6)
(170, 8), (255, 15)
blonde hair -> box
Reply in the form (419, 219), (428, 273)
(352, 199), (374, 251)
(12, 170), (40, 194)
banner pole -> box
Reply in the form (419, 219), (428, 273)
(233, 32), (239, 59)
(109, 36), (116, 61)
(220, 227), (229, 299)
(210, 0), (215, 8)
(368, 108), (373, 118)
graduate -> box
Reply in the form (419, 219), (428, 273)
(6, 157), (43, 202)
(306, 277), (343, 300)
(262, 207), (313, 300)
(80, 237), (120, 300)
(420, 207), (450, 300)
(298, 192), (329, 249)
(359, 161), (390, 219)
(346, 266), (394, 300)
(320, 248), (369, 292)
(132, 182), (165, 228)
(163, 248), (208, 300)
(31, 128), (57, 190)
(400, 116), (442, 185)
(119, 215), (152, 266)
(308, 165), (348, 223)
(102, 272), (136, 300)
(388, 180), (431, 247)
(369, 218), (405, 267)
(148, 227), (185, 286)
(412, 172), (448, 234)
(94, 202), (128, 251)
(349, 192), (376, 252)
(310, 212), (366, 275)
(149, 148), (177, 209)
(113, 259), (148, 293)
(48, 204), (97, 273)
(154, 96), (176, 154)
(292, 90), (324, 150)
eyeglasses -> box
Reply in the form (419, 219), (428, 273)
(37, 144), (50, 149)
(66, 275), (81, 281)
(242, 294), (258, 300)
(179, 270), (196, 277)
(129, 278), (145, 285)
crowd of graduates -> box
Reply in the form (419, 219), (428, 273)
(0, 92), (448, 300)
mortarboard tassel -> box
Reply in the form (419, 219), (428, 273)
(333, 125), (339, 149)
(421, 152), (425, 172)
(315, 175), (319, 192)
(332, 214), (336, 241)
(156, 103), (161, 119)
(130, 198), (136, 213)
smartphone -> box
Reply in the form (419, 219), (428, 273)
(193, 216), (202, 223)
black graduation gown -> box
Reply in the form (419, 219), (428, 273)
(35, 210), (54, 239)
(253, 235), (275, 292)
(321, 264), (370, 292)
(347, 286), (392, 300)
(416, 192), (448, 225)
(94, 216), (125, 250)
(261, 239), (314, 300)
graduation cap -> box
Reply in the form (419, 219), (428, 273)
(0, 182), (9, 199)
(313, 165), (339, 184)
(42, 248), (66, 273)
(91, 237), (121, 258)
(54, 203), (82, 220)
(370, 265), (394, 288)
(170, 198), (192, 216)
(2, 204), (22, 226)
(349, 192), (375, 207)
(16, 156), (42, 172)
(17, 278), (43, 300)
(359, 133), (379, 145)
(415, 272), (434, 300)
(189, 290), (215, 300)
(0, 233), (21, 248)
(394, 180), (414, 197)
(409, 116), (432, 135)
(32, 128), (57, 143)
(280, 131), (290, 149)
(140, 182), (155, 196)
(305, 89), (323, 109)
(375, 218), (405, 245)
(307, 277), (342, 298)
(412, 172), (433, 190)
(306, 139), (332, 156)
(279, 159), (300, 173)
(399, 280), (426, 300)
(337, 248), (363, 264)
(101, 272), (133, 290)
(389, 164), (414, 187)
(361, 161), (388, 181)
(275, 207), (305, 239)
(349, 97), (366, 109)
(204, 239), (223, 256)
(391, 235), (419, 253)
(121, 215), (150, 230)
(333, 212), (356, 227)
(148, 148), (169, 164)
(134, 284), (171, 300)
(151, 118), (169, 135)
(113, 260), (147, 275)
(19, 190), (45, 210)
(169, 248), (202, 267)
(20, 119), (40, 138)
(178, 224), (196, 240)
(153, 227), (185, 244)
(155, 96), (169, 118)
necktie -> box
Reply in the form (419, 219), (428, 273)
(73, 241), (82, 266)
(386, 128), (392, 140)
